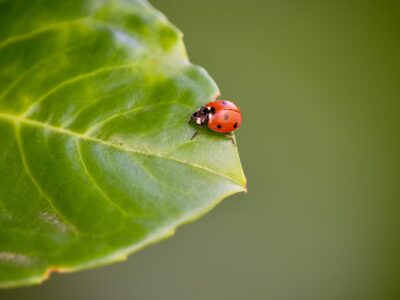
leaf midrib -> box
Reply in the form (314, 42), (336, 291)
(0, 112), (244, 188)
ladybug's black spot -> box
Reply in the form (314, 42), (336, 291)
(217, 124), (222, 129)
(222, 101), (228, 105)
(233, 122), (238, 129)
(224, 114), (229, 120)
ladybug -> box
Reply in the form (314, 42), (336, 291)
(190, 100), (242, 144)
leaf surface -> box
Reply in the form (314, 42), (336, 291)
(0, 0), (246, 288)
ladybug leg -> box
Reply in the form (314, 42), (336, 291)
(191, 122), (205, 140)
(191, 131), (198, 140)
(226, 132), (237, 146)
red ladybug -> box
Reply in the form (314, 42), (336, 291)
(190, 100), (242, 144)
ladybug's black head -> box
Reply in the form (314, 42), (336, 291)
(190, 106), (213, 126)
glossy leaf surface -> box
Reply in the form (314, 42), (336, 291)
(0, 0), (246, 288)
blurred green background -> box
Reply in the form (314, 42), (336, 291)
(1, 0), (399, 299)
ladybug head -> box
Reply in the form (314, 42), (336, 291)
(190, 106), (215, 126)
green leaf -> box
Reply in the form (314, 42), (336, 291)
(0, 0), (246, 288)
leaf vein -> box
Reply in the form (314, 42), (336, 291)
(13, 123), (79, 235)
(0, 45), (85, 103)
(75, 139), (129, 217)
(0, 18), (88, 50)
(21, 62), (143, 117)
(84, 101), (191, 135)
